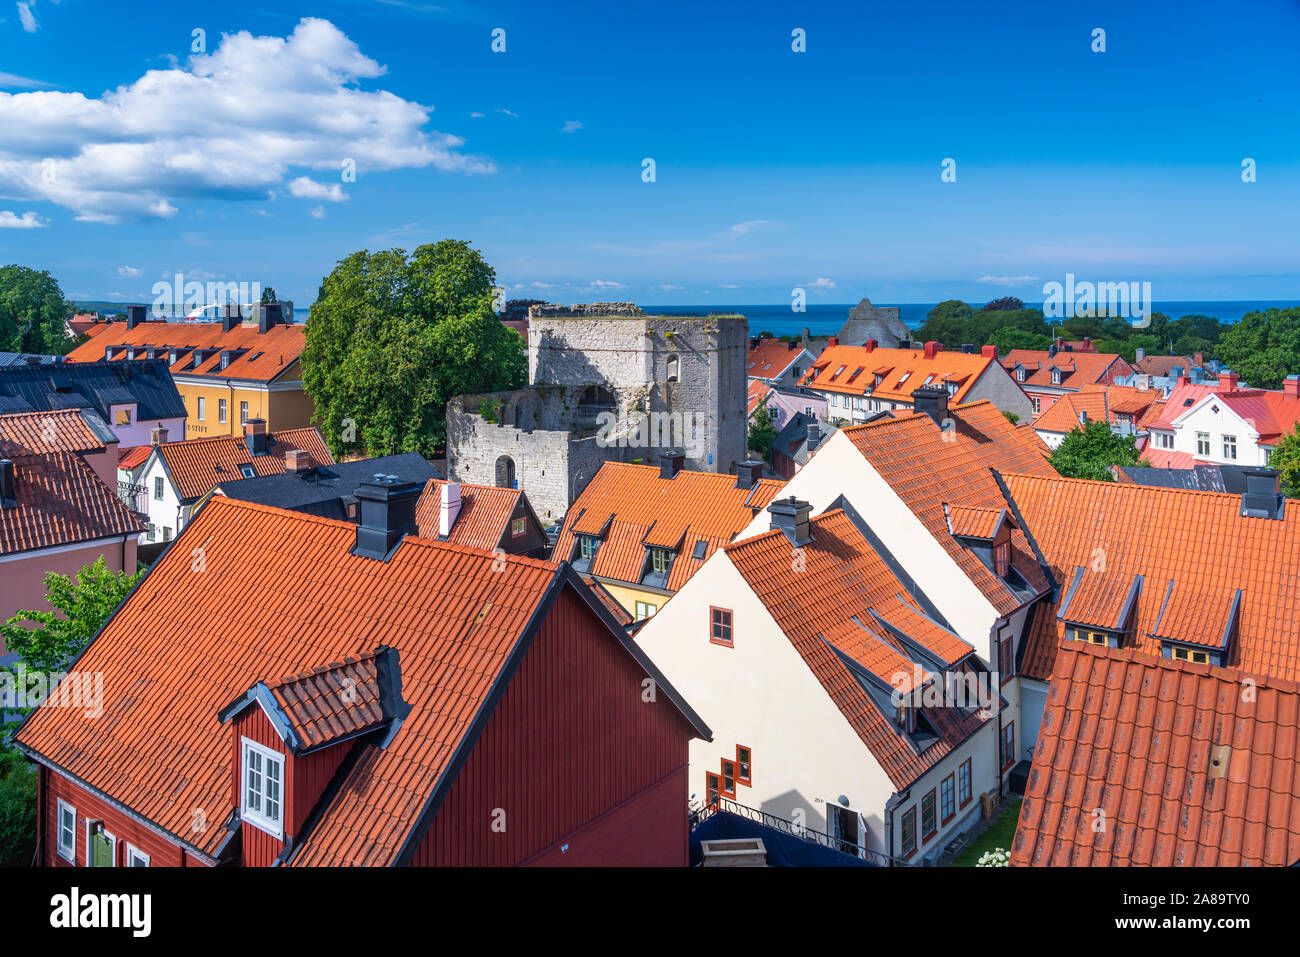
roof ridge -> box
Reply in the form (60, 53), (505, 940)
(1060, 639), (1300, 695)
(724, 507), (847, 555)
(1000, 469), (1256, 505)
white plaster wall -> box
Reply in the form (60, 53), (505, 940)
(1171, 399), (1269, 466)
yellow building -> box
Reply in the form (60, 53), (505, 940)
(67, 308), (314, 439)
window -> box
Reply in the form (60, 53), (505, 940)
(1196, 431), (1209, 456)
(993, 540), (1010, 578)
(147, 523), (156, 542)
(1156, 432), (1172, 448)
(241, 738), (285, 838)
(1223, 434), (1237, 460)
(240, 401), (249, 425)
(705, 772), (720, 809)
(958, 759), (972, 808)
(162, 526), (171, 542)
(1076, 629), (1109, 646)
(239, 464), (256, 478)
(710, 606), (733, 647)
(1051, 369), (1061, 385)
(511, 517), (526, 537)
(218, 399), (227, 423)
(691, 540), (708, 560)
(900, 807), (917, 857)
(1030, 395), (1041, 414)
(579, 536), (596, 560)
(940, 774), (956, 824)
(634, 601), (657, 620)
(1171, 646), (1211, 664)
(115, 407), (131, 426)
(720, 759), (737, 798)
(736, 746), (751, 786)
(1001, 721), (1016, 770)
(921, 789), (937, 841)
(1016, 367), (1026, 382)
(651, 548), (671, 575)
(197, 396), (206, 421)
(998, 633), (1014, 681)
(154, 476), (164, 501)
(125, 844), (150, 867)
(57, 799), (76, 862)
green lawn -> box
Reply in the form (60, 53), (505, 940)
(949, 798), (1022, 866)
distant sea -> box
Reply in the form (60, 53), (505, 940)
(642, 301), (1300, 337)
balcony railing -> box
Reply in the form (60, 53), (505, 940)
(692, 796), (901, 866)
(117, 481), (148, 517)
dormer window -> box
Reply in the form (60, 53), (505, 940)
(993, 540), (1010, 577)
(1051, 369), (1062, 385)
(641, 545), (676, 588)
(572, 534), (601, 573)
(1070, 627), (1115, 647)
(1015, 367), (1026, 382)
(241, 738), (284, 838)
(1170, 646), (1212, 665)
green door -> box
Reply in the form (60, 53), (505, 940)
(91, 830), (113, 867)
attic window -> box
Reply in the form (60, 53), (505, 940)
(832, 365), (847, 380)
(1016, 367), (1026, 382)
(1171, 647), (1212, 665)
(241, 737), (284, 839)
(1051, 369), (1062, 385)
(692, 539), (708, 560)
(1071, 627), (1115, 648)
(239, 464), (256, 478)
(897, 372), (910, 385)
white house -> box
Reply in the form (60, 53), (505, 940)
(1157, 372), (1300, 468)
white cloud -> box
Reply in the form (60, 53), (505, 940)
(530, 281), (553, 289)
(17, 2), (37, 33)
(588, 280), (625, 289)
(0, 71), (47, 88)
(808, 277), (835, 289)
(561, 120), (582, 133)
(116, 265), (142, 277)
(658, 284), (684, 291)
(470, 111), (485, 118)
(0, 209), (45, 228)
(0, 18), (493, 223)
(726, 220), (769, 237)
(495, 108), (518, 118)
(718, 283), (739, 289)
(288, 176), (347, 202)
(977, 274), (1039, 284)
(309, 205), (326, 219)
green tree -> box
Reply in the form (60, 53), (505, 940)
(301, 241), (526, 457)
(982, 296), (1025, 311)
(1267, 423), (1300, 498)
(916, 299), (975, 347)
(0, 750), (37, 866)
(0, 264), (74, 355)
(1049, 420), (1146, 481)
(748, 397), (779, 460)
(990, 327), (1052, 354)
(1002, 410), (1020, 425)
(1218, 307), (1300, 389)
(260, 286), (278, 304)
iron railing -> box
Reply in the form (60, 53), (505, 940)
(117, 481), (148, 517)
(692, 796), (901, 866)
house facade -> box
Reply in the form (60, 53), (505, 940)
(1001, 344), (1133, 421)
(1154, 372), (1300, 467)
(747, 337), (817, 390)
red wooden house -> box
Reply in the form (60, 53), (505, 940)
(15, 476), (709, 867)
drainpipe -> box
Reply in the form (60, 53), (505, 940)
(884, 789), (909, 866)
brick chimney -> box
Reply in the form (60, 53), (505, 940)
(923, 340), (941, 359)
(1194, 351), (1205, 368)
(351, 475), (424, 560)
(439, 481), (462, 537)
(244, 418), (269, 455)
(827, 336), (839, 348)
(284, 449), (311, 473)
(864, 339), (877, 353)
(1218, 370), (1239, 392)
(150, 426), (168, 445)
(1285, 375), (1300, 399)
(659, 449), (685, 479)
(735, 459), (764, 489)
(981, 344), (998, 359)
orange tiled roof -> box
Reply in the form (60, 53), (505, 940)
(582, 575), (634, 626)
(0, 450), (144, 556)
(1002, 472), (1300, 682)
(945, 504), (1007, 540)
(157, 428), (333, 501)
(14, 495), (705, 865)
(0, 409), (105, 457)
(747, 338), (806, 379)
(1217, 389), (1300, 442)
(1012, 642), (1300, 866)
(413, 479), (525, 551)
(1133, 354), (1195, 377)
(555, 463), (784, 591)
(1001, 349), (1130, 390)
(747, 380), (772, 416)
(725, 509), (986, 788)
(841, 401), (1054, 614)
(67, 320), (306, 384)
(1032, 384), (1165, 435)
(261, 650), (393, 753)
(804, 344), (993, 404)
(117, 445), (152, 470)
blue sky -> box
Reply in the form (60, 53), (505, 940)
(2, 0), (1299, 308)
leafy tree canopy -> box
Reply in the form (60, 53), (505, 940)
(1049, 420), (1146, 481)
(982, 296), (1025, 312)
(260, 286), (278, 303)
(748, 397), (778, 459)
(0, 264), (74, 355)
(301, 240), (526, 457)
(1218, 307), (1300, 390)
(1268, 424), (1300, 499)
(991, 327), (1052, 354)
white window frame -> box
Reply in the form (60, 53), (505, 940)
(241, 736), (285, 839)
(56, 799), (76, 862)
(197, 396), (206, 421)
(125, 843), (150, 866)
(218, 398), (227, 424)
(240, 401), (250, 425)
(1223, 434), (1237, 460)
(635, 600), (658, 620)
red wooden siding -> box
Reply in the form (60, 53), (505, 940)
(413, 585), (694, 866)
(39, 765), (200, 867)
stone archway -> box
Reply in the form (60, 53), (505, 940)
(495, 455), (517, 488)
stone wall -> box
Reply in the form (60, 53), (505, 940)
(837, 297), (910, 348)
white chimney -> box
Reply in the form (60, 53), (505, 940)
(439, 481), (462, 537)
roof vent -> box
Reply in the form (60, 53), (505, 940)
(0, 459), (15, 508)
(910, 385), (949, 425)
(767, 496), (813, 547)
(352, 474), (424, 560)
(659, 448), (685, 479)
(1240, 468), (1284, 520)
(735, 459), (764, 489)
(439, 481), (462, 537)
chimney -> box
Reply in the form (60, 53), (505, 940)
(735, 459), (764, 489)
(898, 339), (912, 350)
(1241, 468), (1284, 520)
(1135, 347), (1146, 362)
(1218, 370), (1239, 392)
(0, 459), (15, 508)
(126, 305), (145, 329)
(864, 338), (877, 353)
(911, 385), (949, 425)
(1055, 336), (1065, 350)
(749, 337), (760, 350)
(923, 340), (941, 359)
(150, 426), (168, 446)
(1285, 375), (1300, 399)
(244, 418), (269, 455)
(827, 336), (839, 348)
(24, 355), (41, 366)
(787, 340), (797, 351)
(439, 481), (462, 536)
(1136, 375), (1150, 392)
(1194, 351), (1204, 368)
(659, 448), (685, 479)
(1170, 366), (1184, 381)
(284, 449), (311, 473)
(221, 303), (240, 333)
(258, 303), (282, 334)
(1189, 368), (1203, 385)
(1083, 337), (1092, 350)
(767, 496), (813, 547)
(351, 475), (424, 559)
(981, 344), (998, 359)
(961, 343), (975, 354)
(806, 419), (822, 452)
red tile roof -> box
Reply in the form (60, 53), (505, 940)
(1217, 388), (1300, 443)
(747, 380), (772, 416)
(1031, 384), (1165, 435)
(747, 338), (806, 379)
(804, 343), (994, 405)
(117, 445), (152, 470)
(1013, 642), (1300, 867)
(15, 495), (705, 865)
(555, 463), (784, 591)
(1143, 380), (1218, 431)
(1001, 350), (1131, 390)
(157, 428), (333, 501)
(582, 575), (634, 626)
(840, 401), (1054, 614)
(413, 479), (525, 551)
(1002, 472), (1300, 683)
(1133, 354), (1195, 377)
(725, 509), (987, 788)
(261, 650), (392, 752)
(0, 450), (144, 556)
(0, 409), (105, 457)
(945, 504), (1007, 540)
(67, 320), (306, 384)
